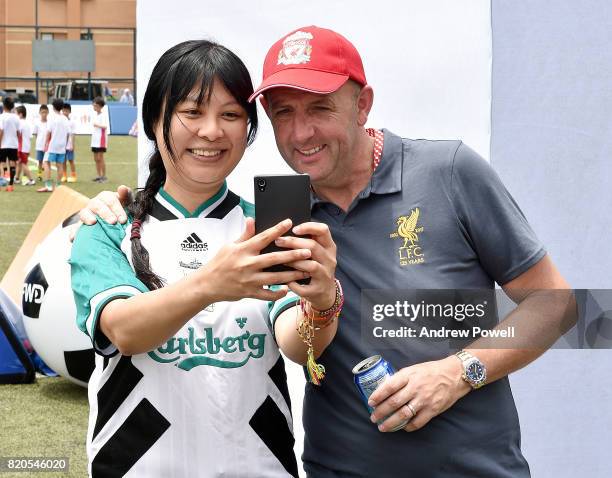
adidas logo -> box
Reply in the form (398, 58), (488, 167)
(181, 233), (208, 252)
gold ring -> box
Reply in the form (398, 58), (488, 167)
(407, 402), (417, 418)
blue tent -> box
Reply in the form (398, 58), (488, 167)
(0, 288), (35, 384)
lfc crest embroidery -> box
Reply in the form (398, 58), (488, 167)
(389, 208), (425, 266)
(277, 31), (313, 65)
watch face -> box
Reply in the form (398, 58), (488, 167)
(466, 361), (485, 382)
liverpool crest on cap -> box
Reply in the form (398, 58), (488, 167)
(277, 30), (313, 65)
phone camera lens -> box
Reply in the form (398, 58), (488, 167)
(257, 178), (266, 191)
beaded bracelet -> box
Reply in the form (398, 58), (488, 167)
(300, 301), (339, 330)
(311, 279), (344, 320)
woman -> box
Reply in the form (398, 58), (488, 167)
(70, 40), (340, 478)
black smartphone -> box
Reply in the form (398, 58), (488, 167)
(254, 174), (311, 284)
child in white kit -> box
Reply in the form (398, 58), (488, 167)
(16, 105), (36, 185)
(61, 102), (77, 183)
(90, 96), (108, 183)
(32, 104), (49, 181)
(37, 99), (70, 193)
(0, 96), (21, 191)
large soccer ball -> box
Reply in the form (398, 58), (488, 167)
(22, 213), (95, 387)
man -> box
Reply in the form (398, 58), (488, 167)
(82, 26), (572, 477)
(119, 88), (134, 105)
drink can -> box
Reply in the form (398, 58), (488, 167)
(352, 354), (409, 432)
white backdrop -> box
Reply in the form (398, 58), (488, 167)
(137, 1), (492, 475)
(491, 1), (612, 476)
(136, 0), (492, 193)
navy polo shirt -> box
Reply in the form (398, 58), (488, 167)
(303, 129), (545, 477)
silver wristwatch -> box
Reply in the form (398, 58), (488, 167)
(455, 350), (487, 389)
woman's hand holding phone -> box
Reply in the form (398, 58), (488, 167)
(198, 218), (311, 303)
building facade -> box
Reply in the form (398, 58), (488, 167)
(0, 0), (135, 103)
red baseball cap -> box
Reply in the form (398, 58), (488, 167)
(248, 26), (367, 102)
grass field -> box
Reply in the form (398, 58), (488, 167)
(0, 135), (138, 276)
(0, 135), (137, 477)
(0, 378), (89, 477)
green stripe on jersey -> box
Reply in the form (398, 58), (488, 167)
(239, 198), (255, 218)
(269, 290), (300, 332)
(159, 182), (228, 218)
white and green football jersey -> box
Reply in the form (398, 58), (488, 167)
(70, 183), (299, 478)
